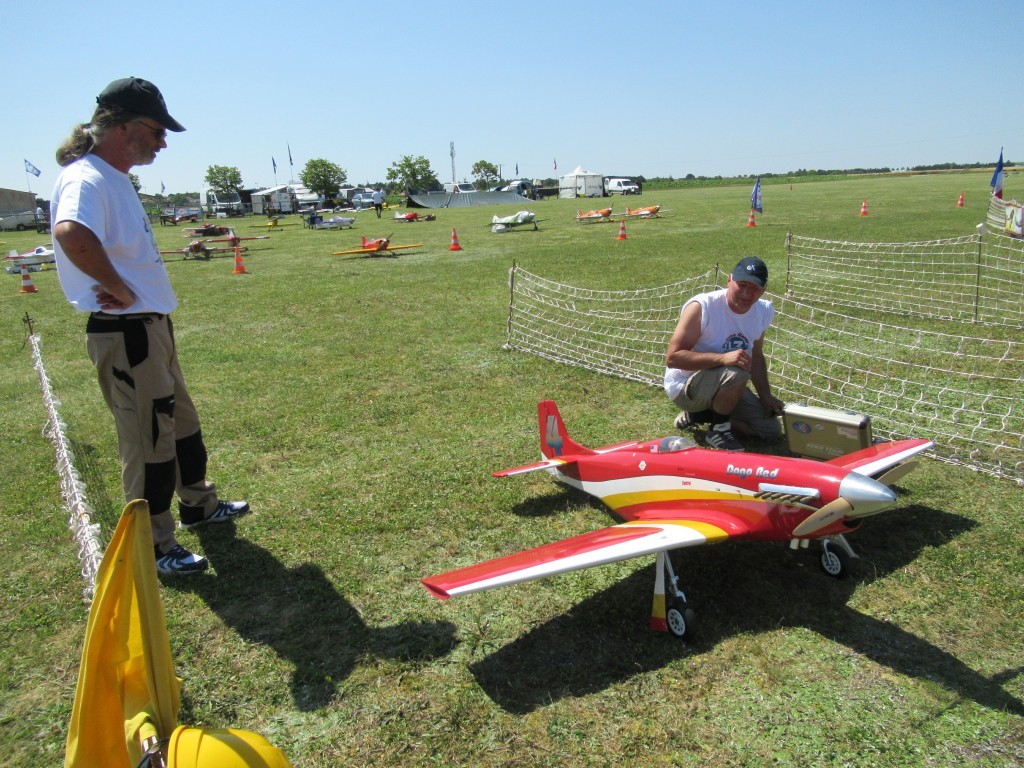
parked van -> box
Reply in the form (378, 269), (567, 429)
(605, 178), (640, 195)
(443, 182), (477, 194)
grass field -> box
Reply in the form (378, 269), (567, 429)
(1, 172), (1022, 767)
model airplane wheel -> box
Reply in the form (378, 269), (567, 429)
(665, 600), (696, 639)
(820, 542), (849, 579)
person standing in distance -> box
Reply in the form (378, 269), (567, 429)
(371, 187), (385, 218)
(664, 256), (785, 452)
(51, 77), (249, 575)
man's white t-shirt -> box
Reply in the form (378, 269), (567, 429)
(663, 288), (774, 400)
(51, 154), (178, 314)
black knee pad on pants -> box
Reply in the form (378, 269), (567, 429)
(176, 429), (208, 487)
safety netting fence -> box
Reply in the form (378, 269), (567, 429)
(505, 261), (1024, 485)
(29, 331), (104, 602)
(785, 230), (1024, 328)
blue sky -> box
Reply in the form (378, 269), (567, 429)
(4, 1), (1021, 199)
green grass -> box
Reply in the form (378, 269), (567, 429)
(1, 172), (1022, 767)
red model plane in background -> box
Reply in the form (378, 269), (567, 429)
(576, 208), (614, 223)
(333, 235), (423, 257)
(422, 400), (932, 638)
(622, 204), (668, 219)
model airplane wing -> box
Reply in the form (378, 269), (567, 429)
(825, 439), (933, 479)
(422, 513), (736, 599)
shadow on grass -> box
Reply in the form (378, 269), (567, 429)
(164, 525), (459, 711)
(470, 503), (1024, 716)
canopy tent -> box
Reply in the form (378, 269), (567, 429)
(559, 166), (605, 198)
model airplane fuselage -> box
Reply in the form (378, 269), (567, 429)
(576, 208), (614, 223)
(624, 205), (662, 219)
(422, 400), (932, 637)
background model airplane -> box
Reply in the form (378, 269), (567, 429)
(160, 240), (238, 260)
(332, 235), (423, 257)
(394, 211), (436, 223)
(422, 400), (932, 638)
(313, 216), (357, 229)
(4, 245), (55, 273)
(181, 223), (233, 237)
(491, 210), (539, 233)
(622, 204), (669, 219)
(576, 207), (614, 223)
(250, 216), (295, 230)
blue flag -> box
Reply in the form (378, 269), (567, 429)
(24, 159), (41, 177)
(273, 157), (277, 174)
(160, 181), (166, 195)
(750, 177), (763, 213)
(990, 148), (1004, 199)
(288, 144), (293, 166)
(515, 163), (519, 176)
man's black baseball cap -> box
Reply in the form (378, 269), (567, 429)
(96, 77), (185, 132)
(731, 256), (768, 288)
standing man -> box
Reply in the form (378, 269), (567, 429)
(51, 77), (249, 575)
(664, 256), (785, 452)
(371, 187), (385, 218)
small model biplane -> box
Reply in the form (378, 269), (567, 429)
(250, 216), (295, 230)
(394, 211), (436, 223)
(313, 216), (357, 230)
(161, 240), (238, 261)
(491, 210), (539, 233)
(576, 207), (614, 223)
(4, 244), (55, 273)
(332, 235), (423, 257)
(422, 400), (932, 638)
(622, 204), (667, 219)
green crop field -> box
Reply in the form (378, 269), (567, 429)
(1, 172), (1021, 767)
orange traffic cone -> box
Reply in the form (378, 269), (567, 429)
(859, 199), (868, 216)
(957, 192), (965, 208)
(617, 219), (628, 240)
(18, 263), (38, 294)
(746, 209), (756, 227)
(232, 246), (248, 274)
(449, 227), (462, 251)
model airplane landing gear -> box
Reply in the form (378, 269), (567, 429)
(820, 535), (857, 579)
(651, 551), (696, 639)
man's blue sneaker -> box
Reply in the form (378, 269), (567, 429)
(179, 500), (250, 531)
(155, 544), (208, 576)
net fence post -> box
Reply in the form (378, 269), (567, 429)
(505, 260), (517, 349)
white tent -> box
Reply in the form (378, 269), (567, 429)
(558, 165), (605, 199)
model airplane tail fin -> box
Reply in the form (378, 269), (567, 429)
(360, 236), (368, 248)
(538, 400), (594, 459)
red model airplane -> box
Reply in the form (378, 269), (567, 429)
(422, 400), (932, 638)
(394, 211), (436, 222)
(160, 240), (237, 260)
(206, 230), (270, 248)
(622, 204), (667, 219)
(333, 235), (423, 257)
(576, 207), (614, 223)
(181, 223), (233, 237)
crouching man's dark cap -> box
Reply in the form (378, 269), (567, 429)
(97, 77), (185, 132)
(732, 256), (768, 288)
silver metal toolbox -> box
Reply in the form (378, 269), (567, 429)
(783, 404), (873, 459)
